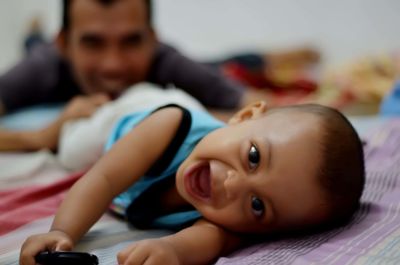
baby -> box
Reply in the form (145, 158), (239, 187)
(20, 101), (365, 265)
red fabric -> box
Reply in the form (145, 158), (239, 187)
(222, 62), (318, 93)
(0, 171), (84, 236)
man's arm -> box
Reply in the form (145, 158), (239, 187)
(0, 43), (74, 114)
(0, 122), (60, 152)
(0, 94), (109, 152)
(149, 43), (276, 123)
(117, 219), (242, 265)
(148, 43), (245, 109)
(0, 100), (5, 116)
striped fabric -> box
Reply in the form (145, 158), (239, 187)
(1, 119), (400, 265)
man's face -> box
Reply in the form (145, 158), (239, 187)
(176, 109), (329, 234)
(61, 0), (156, 98)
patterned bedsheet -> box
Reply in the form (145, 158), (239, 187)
(1, 118), (400, 265)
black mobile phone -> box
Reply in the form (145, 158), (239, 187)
(35, 251), (99, 265)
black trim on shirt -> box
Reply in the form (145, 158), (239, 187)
(145, 104), (192, 176)
(126, 104), (194, 229)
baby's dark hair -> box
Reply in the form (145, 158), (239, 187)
(273, 104), (365, 229)
(61, 0), (153, 32)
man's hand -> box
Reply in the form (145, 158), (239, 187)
(37, 93), (110, 150)
(117, 239), (181, 265)
(60, 93), (110, 122)
(0, 94), (110, 152)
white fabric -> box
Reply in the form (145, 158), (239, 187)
(57, 83), (205, 171)
(0, 150), (68, 189)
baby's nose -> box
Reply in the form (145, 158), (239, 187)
(224, 170), (247, 199)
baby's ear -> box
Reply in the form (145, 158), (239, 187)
(228, 101), (268, 125)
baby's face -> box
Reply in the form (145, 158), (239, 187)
(176, 109), (329, 234)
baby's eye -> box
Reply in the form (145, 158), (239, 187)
(251, 196), (265, 218)
(248, 144), (260, 170)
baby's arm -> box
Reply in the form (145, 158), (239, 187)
(118, 219), (242, 265)
(20, 107), (185, 265)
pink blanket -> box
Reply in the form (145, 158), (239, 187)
(0, 172), (82, 236)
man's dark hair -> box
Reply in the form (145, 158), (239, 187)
(61, 0), (153, 31)
(272, 104), (365, 229)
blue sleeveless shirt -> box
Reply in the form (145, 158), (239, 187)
(105, 105), (224, 230)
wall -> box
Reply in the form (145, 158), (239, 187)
(0, 0), (399, 73)
(0, 0), (59, 72)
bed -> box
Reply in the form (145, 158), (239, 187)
(0, 103), (399, 265)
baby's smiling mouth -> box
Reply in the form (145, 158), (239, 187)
(185, 162), (211, 201)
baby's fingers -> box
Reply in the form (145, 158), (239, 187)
(117, 240), (180, 265)
(19, 239), (39, 265)
(19, 235), (52, 265)
(20, 231), (73, 265)
(55, 238), (73, 251)
(117, 243), (149, 265)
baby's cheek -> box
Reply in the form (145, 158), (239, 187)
(201, 209), (243, 230)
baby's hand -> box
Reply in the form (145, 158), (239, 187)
(117, 239), (181, 265)
(19, 230), (73, 265)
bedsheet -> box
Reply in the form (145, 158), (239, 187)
(1, 117), (400, 265)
